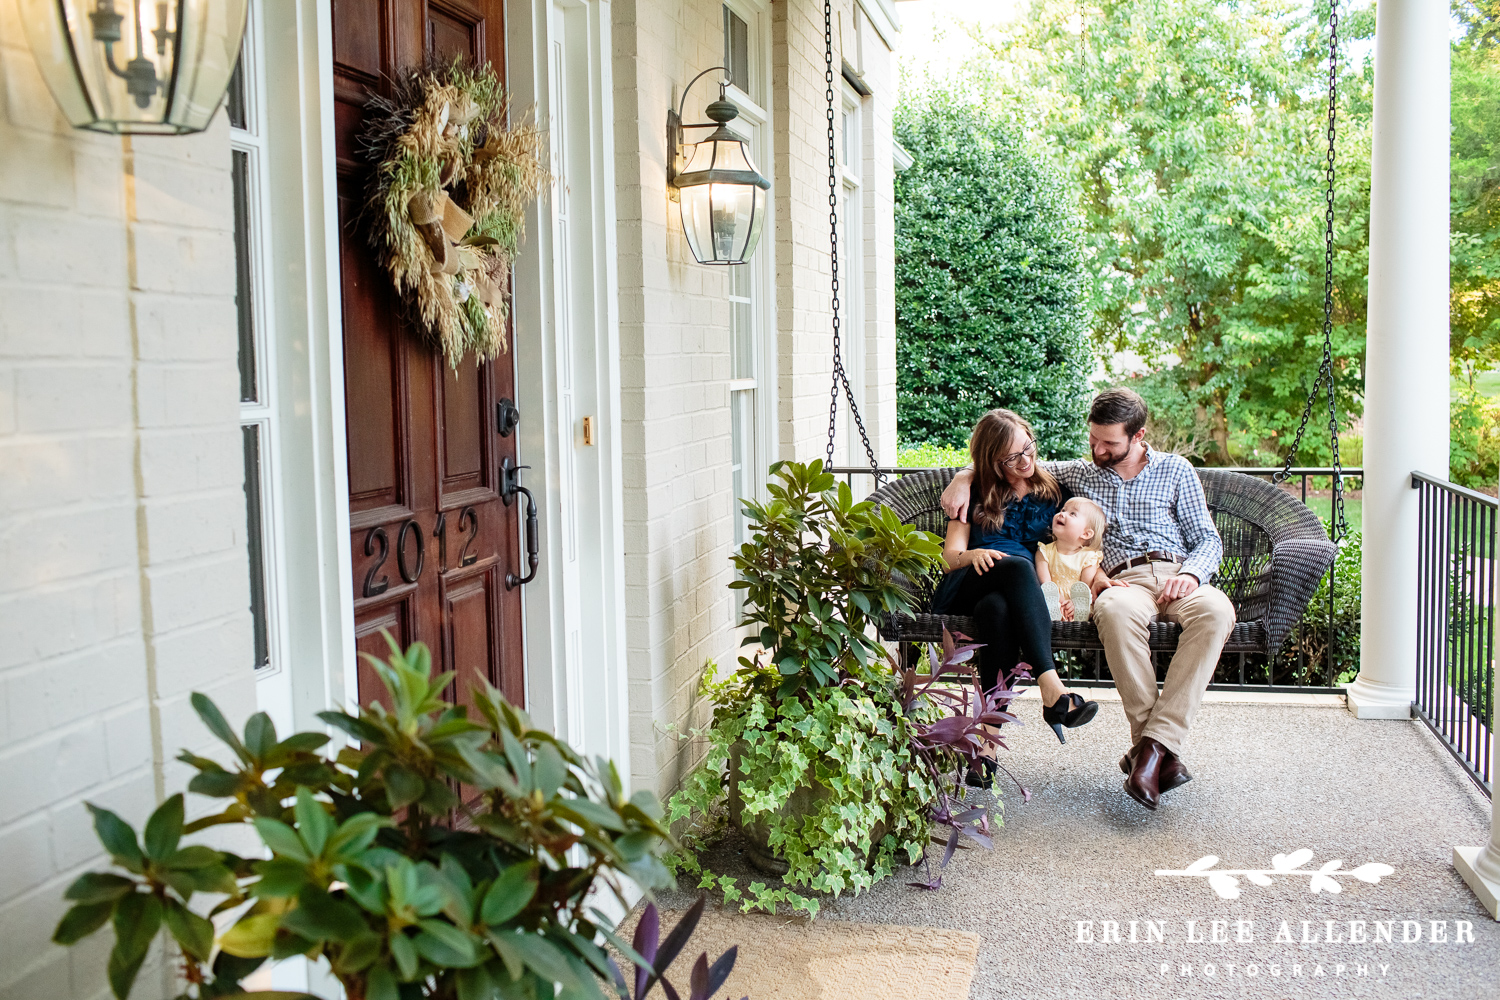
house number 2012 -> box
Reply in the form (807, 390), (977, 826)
(361, 507), (477, 598)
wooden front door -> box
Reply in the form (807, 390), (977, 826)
(332, 0), (525, 711)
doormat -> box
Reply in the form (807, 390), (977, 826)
(615, 908), (980, 1000)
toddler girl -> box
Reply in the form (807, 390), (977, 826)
(1034, 497), (1113, 621)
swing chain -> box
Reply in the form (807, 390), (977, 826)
(1276, 0), (1349, 545)
(822, 0), (883, 485)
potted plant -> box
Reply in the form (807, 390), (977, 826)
(666, 461), (1022, 917)
(52, 637), (742, 1000)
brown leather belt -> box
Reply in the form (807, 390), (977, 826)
(1107, 551), (1183, 577)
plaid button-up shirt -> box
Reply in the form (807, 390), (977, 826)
(1042, 447), (1223, 583)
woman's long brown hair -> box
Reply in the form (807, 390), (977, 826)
(968, 409), (1062, 531)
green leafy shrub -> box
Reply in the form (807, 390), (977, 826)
(54, 638), (679, 1000)
(667, 462), (1010, 917)
(1451, 384), (1500, 489)
(1276, 522), (1361, 686)
(667, 662), (936, 918)
(895, 442), (971, 468)
(729, 461), (946, 696)
(894, 85), (1091, 458)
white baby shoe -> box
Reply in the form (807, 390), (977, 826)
(1041, 581), (1063, 620)
(1069, 581), (1093, 621)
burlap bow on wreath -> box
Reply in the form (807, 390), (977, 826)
(362, 61), (547, 366)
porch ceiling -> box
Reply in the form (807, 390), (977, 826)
(665, 692), (1498, 998)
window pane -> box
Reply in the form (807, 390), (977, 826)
(724, 7), (750, 93)
(242, 425), (271, 670)
(731, 389), (754, 546)
(843, 106), (860, 176)
(233, 150), (257, 402)
(227, 54), (247, 130)
(730, 264), (753, 380)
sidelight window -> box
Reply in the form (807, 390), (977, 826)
(231, 2), (282, 675)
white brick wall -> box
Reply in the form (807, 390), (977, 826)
(0, 4), (256, 996)
(613, 0), (898, 797)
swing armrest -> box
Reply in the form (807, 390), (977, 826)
(1261, 532), (1338, 654)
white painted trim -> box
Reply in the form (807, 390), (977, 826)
(509, 0), (631, 776)
(723, 87), (768, 125)
(858, 0), (901, 51)
(260, 0), (356, 731)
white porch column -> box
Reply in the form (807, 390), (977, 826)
(1453, 679), (1500, 917)
(1348, 0), (1450, 719)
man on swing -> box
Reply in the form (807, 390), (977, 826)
(940, 388), (1236, 811)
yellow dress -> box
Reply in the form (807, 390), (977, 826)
(1036, 542), (1102, 593)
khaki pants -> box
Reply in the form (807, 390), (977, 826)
(1092, 561), (1236, 756)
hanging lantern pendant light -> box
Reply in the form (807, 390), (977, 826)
(668, 69), (771, 265)
(21, 0), (249, 134)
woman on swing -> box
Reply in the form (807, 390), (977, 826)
(931, 409), (1099, 785)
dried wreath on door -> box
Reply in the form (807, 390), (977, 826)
(362, 61), (546, 365)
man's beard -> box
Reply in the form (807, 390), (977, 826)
(1092, 446), (1129, 469)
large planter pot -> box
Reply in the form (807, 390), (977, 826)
(725, 741), (889, 876)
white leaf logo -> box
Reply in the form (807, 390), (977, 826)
(1158, 850), (1394, 898)
(1349, 862), (1395, 884)
(1207, 872), (1241, 899)
(1309, 874), (1343, 894)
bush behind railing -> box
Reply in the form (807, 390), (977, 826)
(1276, 523), (1363, 687)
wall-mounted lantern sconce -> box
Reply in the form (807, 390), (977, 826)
(20, 0), (249, 134)
(667, 66), (770, 265)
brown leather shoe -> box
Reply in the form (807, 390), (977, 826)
(1123, 737), (1167, 810)
(1120, 746), (1193, 793)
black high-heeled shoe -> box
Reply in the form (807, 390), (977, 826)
(1041, 691), (1099, 743)
(964, 757), (997, 789)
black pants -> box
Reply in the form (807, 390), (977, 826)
(946, 556), (1059, 691)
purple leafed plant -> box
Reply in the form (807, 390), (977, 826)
(606, 896), (746, 1000)
(894, 628), (1031, 889)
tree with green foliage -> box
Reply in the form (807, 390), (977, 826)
(1451, 0), (1500, 385)
(975, 0), (1374, 466)
(1450, 1), (1500, 485)
(893, 85), (1092, 459)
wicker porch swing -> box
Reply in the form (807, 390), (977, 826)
(822, 1), (1347, 677)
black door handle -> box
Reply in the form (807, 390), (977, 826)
(500, 457), (539, 589)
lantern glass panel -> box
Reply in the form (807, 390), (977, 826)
(680, 183), (715, 263)
(21, 0), (249, 134)
(676, 133), (769, 264)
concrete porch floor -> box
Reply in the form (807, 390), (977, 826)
(662, 690), (1499, 999)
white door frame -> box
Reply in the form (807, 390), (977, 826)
(508, 0), (631, 774)
(249, 3), (353, 992)
(254, 0), (633, 766)
(259, 0), (357, 732)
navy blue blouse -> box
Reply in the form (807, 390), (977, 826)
(930, 488), (1064, 613)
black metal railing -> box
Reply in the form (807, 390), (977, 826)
(830, 464), (1362, 693)
(1413, 472), (1495, 794)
